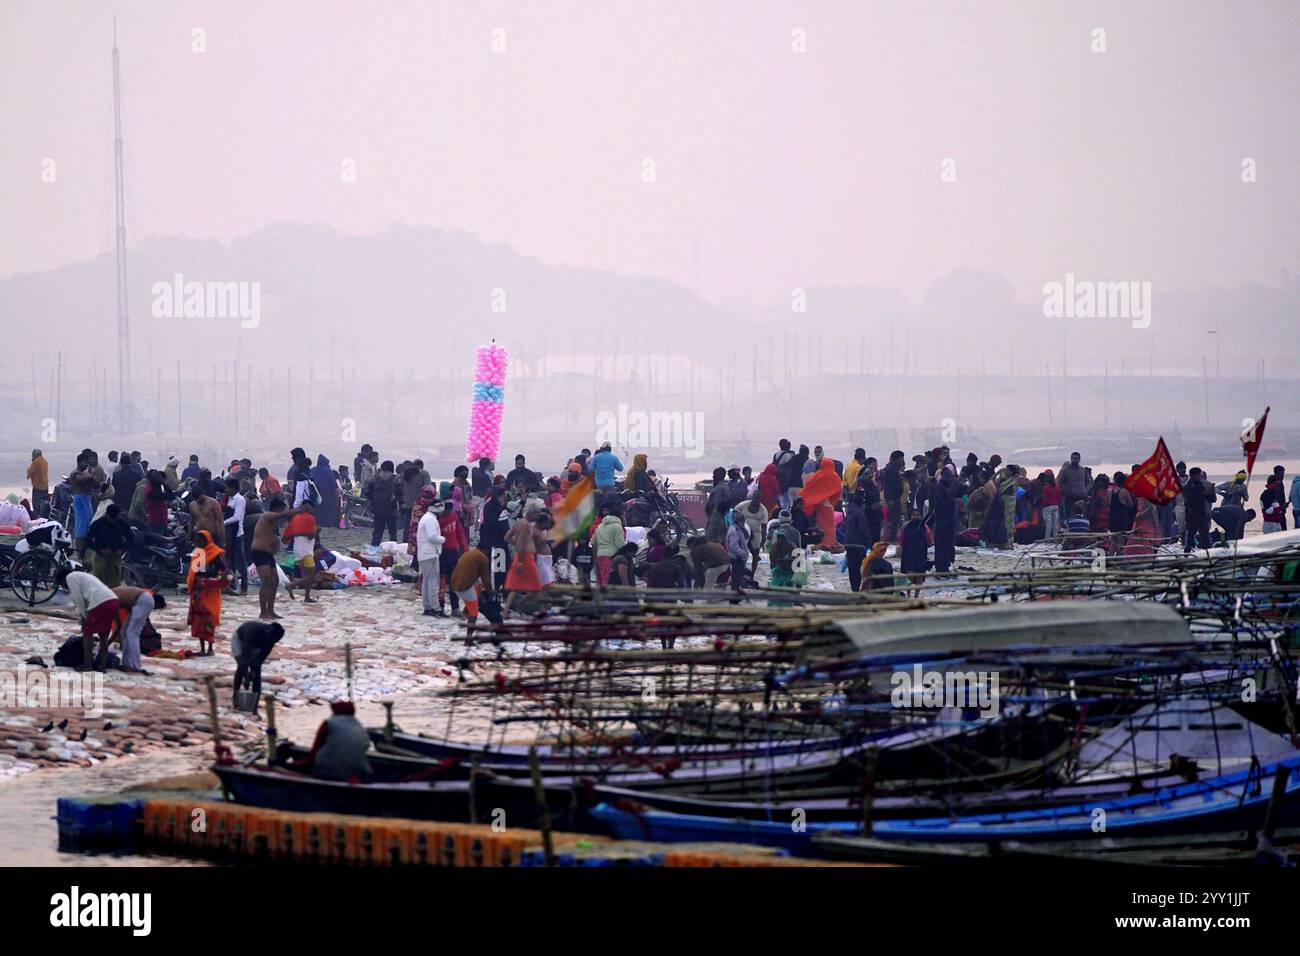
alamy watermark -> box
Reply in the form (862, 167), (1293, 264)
(890, 664), (1000, 718)
(151, 274), (260, 328)
(1042, 274), (1151, 329)
(595, 403), (704, 460)
(0, 664), (104, 718)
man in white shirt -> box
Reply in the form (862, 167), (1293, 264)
(61, 569), (120, 671)
(416, 502), (447, 616)
(223, 477), (249, 595)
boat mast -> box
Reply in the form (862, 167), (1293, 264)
(113, 18), (132, 426)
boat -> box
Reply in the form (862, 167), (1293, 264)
(211, 760), (597, 830)
(588, 755), (1300, 851)
(588, 801), (861, 854)
(814, 826), (1300, 866)
(868, 755), (1300, 843)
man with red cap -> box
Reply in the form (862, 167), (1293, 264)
(289, 701), (373, 782)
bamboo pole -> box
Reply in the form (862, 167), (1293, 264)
(528, 746), (555, 866)
(264, 694), (277, 769)
(382, 700), (395, 743)
(204, 675), (222, 757)
(345, 642), (354, 701)
(1258, 765), (1291, 854)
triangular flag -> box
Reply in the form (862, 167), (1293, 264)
(1241, 406), (1270, 478)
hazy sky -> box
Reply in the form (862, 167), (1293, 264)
(2, 0), (1296, 305)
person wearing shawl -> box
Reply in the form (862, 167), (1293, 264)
(899, 509), (931, 597)
(978, 478), (1008, 548)
(452, 466), (477, 535)
(800, 457), (842, 552)
(995, 465), (1019, 551)
(965, 480), (990, 532)
(310, 454), (340, 529)
(624, 453), (652, 493)
(546, 476), (564, 509)
(860, 540), (894, 594)
(187, 530), (227, 656)
(560, 465), (583, 496)
(1109, 473), (1136, 536)
(451, 484), (474, 538)
(930, 464), (959, 573)
(1125, 497), (1162, 556)
(407, 484), (439, 552)
(1087, 474), (1112, 545)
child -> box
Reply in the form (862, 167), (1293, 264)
(283, 501), (322, 603)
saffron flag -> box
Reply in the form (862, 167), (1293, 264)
(550, 475), (596, 542)
(1126, 437), (1183, 505)
(1241, 406), (1270, 478)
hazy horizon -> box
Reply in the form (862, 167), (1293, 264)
(3, 0), (1298, 306)
(1, 1), (1296, 461)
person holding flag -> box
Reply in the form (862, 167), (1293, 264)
(1124, 437), (1184, 551)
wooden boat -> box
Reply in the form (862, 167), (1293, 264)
(804, 600), (1192, 661)
(367, 726), (862, 767)
(869, 754), (1300, 843)
(589, 755), (1300, 851)
(371, 709), (1071, 793)
(583, 762), (1217, 823)
(274, 739), (851, 798)
(814, 826), (1300, 866)
(211, 760), (597, 831)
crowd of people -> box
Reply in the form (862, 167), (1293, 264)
(13, 435), (1297, 673)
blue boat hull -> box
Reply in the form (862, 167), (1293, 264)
(588, 803), (861, 854)
(589, 756), (1300, 851)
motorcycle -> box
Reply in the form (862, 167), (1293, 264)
(620, 479), (696, 539)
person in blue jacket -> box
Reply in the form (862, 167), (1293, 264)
(589, 443), (624, 498)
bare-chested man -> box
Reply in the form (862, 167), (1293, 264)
(188, 487), (226, 549)
(249, 497), (305, 620)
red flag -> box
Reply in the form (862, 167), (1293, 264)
(1241, 406), (1270, 478)
(1127, 437), (1183, 505)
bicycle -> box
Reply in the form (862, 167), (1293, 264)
(10, 523), (81, 606)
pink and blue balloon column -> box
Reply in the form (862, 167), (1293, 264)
(465, 342), (508, 463)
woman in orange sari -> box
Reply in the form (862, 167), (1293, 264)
(187, 530), (228, 656)
(801, 457), (843, 552)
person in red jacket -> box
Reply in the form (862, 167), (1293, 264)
(436, 500), (470, 614)
(756, 463), (781, 513)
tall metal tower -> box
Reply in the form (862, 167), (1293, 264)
(112, 19), (132, 425)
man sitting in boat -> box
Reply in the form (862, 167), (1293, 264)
(287, 701), (373, 783)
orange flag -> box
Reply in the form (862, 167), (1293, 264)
(1127, 437), (1183, 505)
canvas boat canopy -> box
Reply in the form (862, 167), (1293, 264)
(811, 600), (1190, 661)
